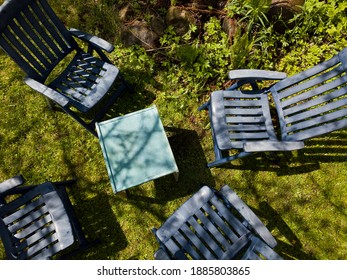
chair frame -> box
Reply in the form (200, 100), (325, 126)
(199, 48), (347, 167)
(0, 175), (99, 259)
(152, 185), (282, 260)
(0, 0), (132, 137)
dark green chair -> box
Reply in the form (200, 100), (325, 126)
(152, 185), (282, 260)
(0, 175), (98, 259)
(0, 0), (131, 136)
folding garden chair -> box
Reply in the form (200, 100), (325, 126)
(199, 47), (347, 167)
(0, 0), (131, 136)
(152, 185), (282, 260)
(0, 175), (99, 259)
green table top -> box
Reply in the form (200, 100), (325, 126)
(96, 106), (178, 193)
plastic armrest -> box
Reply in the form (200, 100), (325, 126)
(243, 141), (305, 152)
(154, 247), (171, 260)
(24, 77), (69, 107)
(69, 28), (115, 53)
(219, 185), (277, 248)
(228, 69), (287, 81)
(0, 175), (25, 196)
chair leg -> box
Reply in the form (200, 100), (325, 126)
(198, 100), (210, 111)
(61, 106), (99, 136)
(207, 152), (251, 168)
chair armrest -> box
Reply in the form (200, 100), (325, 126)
(243, 141), (304, 152)
(69, 28), (115, 53)
(228, 69), (287, 81)
(0, 175), (25, 196)
(154, 247), (172, 260)
(219, 185), (277, 248)
(24, 77), (69, 107)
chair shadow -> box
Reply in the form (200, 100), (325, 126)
(252, 202), (315, 260)
(105, 69), (158, 119)
(219, 130), (347, 176)
(67, 179), (128, 260)
(126, 127), (215, 203)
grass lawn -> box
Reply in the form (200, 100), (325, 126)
(0, 0), (347, 260)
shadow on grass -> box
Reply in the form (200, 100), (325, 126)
(126, 128), (215, 203)
(255, 202), (315, 260)
(68, 180), (128, 260)
(215, 130), (347, 176)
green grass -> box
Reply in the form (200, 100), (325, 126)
(1, 0), (347, 260)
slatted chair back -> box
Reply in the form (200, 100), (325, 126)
(0, 183), (74, 260)
(153, 186), (282, 260)
(0, 0), (77, 83)
(271, 48), (347, 141)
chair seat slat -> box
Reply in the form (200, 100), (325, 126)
(226, 124), (268, 132)
(227, 132), (270, 140)
(170, 230), (203, 260)
(10, 214), (52, 240)
(7, 206), (50, 234)
(17, 232), (59, 259)
(187, 213), (225, 258)
(194, 209), (239, 253)
(222, 90), (262, 99)
(225, 116), (266, 124)
(179, 223), (217, 260)
(54, 84), (85, 101)
(209, 196), (249, 236)
(30, 243), (63, 260)
(225, 108), (264, 115)
(220, 233), (251, 260)
(13, 223), (57, 252)
(200, 204), (244, 247)
(69, 66), (100, 83)
(2, 195), (47, 224)
(223, 100), (263, 107)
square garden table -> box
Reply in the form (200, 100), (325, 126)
(96, 106), (179, 193)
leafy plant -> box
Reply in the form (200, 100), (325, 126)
(226, 0), (271, 31)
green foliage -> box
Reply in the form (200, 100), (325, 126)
(159, 19), (232, 90)
(159, 17), (257, 93)
(278, 0), (347, 47)
(226, 0), (271, 30)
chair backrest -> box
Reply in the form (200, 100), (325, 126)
(0, 0), (77, 83)
(154, 186), (280, 260)
(0, 182), (74, 259)
(271, 48), (347, 141)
